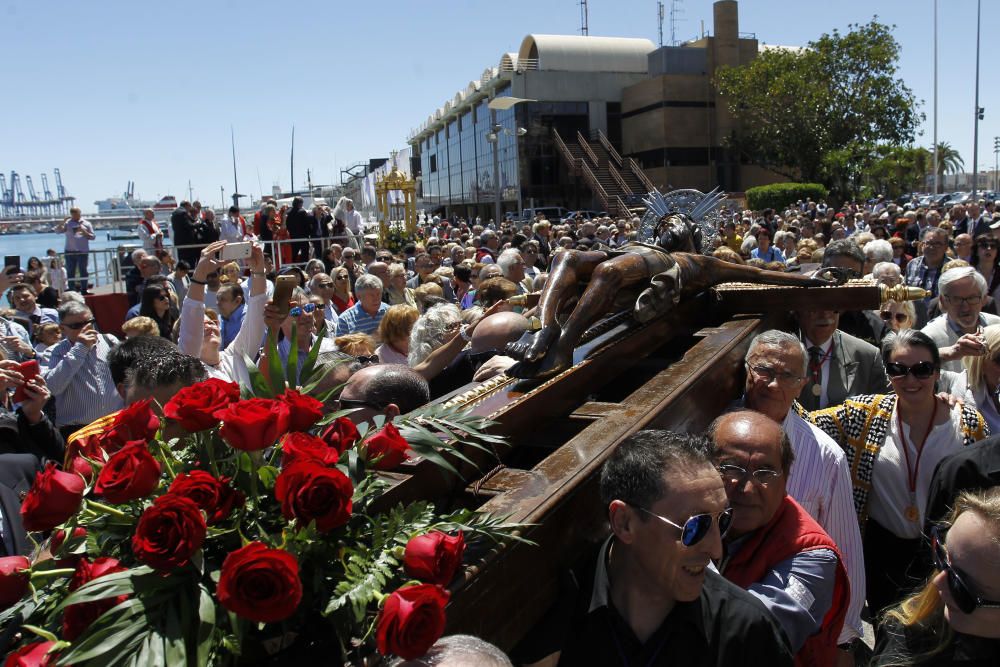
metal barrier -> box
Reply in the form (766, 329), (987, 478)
(57, 233), (360, 294)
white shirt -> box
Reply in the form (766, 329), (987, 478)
(922, 312), (1000, 373)
(136, 218), (163, 251)
(220, 216), (249, 243)
(803, 335), (833, 408)
(783, 409), (865, 642)
(344, 209), (363, 235)
(869, 403), (965, 539)
(178, 291), (268, 386)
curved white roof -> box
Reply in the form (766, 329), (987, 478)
(500, 52), (519, 71)
(518, 34), (655, 73)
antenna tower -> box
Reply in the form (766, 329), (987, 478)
(657, 2), (665, 47)
(670, 0), (684, 46)
(579, 0), (589, 36)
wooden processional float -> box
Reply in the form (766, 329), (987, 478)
(372, 274), (925, 652)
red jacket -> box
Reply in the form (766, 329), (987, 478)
(722, 496), (849, 667)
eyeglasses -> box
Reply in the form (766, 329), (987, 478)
(337, 397), (383, 412)
(931, 525), (1000, 614)
(355, 354), (379, 365)
(718, 463), (782, 486)
(880, 311), (908, 323)
(943, 294), (984, 307)
(288, 303), (317, 318)
(746, 363), (804, 386)
(61, 318), (96, 330)
(335, 275), (348, 281)
(977, 241), (999, 250)
(923, 241), (946, 248)
(885, 360), (937, 379)
(316, 282), (334, 288)
(631, 505), (733, 547)
(155, 293), (169, 301)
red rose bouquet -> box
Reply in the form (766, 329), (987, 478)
(0, 333), (519, 665)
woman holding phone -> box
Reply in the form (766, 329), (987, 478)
(0, 350), (63, 461)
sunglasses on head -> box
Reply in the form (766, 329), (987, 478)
(631, 504), (733, 547)
(355, 354), (379, 365)
(880, 311), (908, 323)
(62, 318), (96, 330)
(288, 303), (317, 318)
(931, 525), (1000, 614)
(885, 360), (936, 379)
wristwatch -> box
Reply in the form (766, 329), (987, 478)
(459, 324), (473, 341)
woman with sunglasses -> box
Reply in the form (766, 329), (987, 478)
(330, 267), (356, 315)
(808, 330), (988, 621)
(263, 287), (336, 384)
(870, 300), (916, 343)
(137, 284), (176, 339)
(873, 487), (1000, 665)
(970, 234), (1000, 315)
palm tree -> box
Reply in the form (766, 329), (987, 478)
(933, 142), (965, 175)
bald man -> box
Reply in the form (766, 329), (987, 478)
(711, 410), (849, 666)
(338, 364), (430, 425)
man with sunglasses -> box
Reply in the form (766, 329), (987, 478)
(922, 266), (1000, 373)
(515, 430), (792, 667)
(712, 411), (849, 666)
(43, 301), (123, 440)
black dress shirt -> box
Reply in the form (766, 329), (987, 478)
(514, 538), (793, 667)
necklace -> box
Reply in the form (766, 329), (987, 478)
(897, 398), (939, 523)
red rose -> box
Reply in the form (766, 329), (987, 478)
(3, 641), (57, 667)
(20, 463), (85, 532)
(319, 417), (361, 455)
(403, 531), (466, 586)
(110, 398), (160, 442)
(66, 455), (97, 483)
(168, 471), (244, 525)
(62, 557), (128, 641)
(375, 584), (450, 660)
(364, 422), (411, 470)
(132, 495), (206, 571)
(274, 462), (353, 531)
(0, 556), (31, 609)
(217, 542), (302, 623)
(50, 526), (87, 554)
(163, 379), (241, 432)
(93, 441), (161, 504)
(215, 398), (291, 451)
(280, 432), (340, 468)
(278, 389), (324, 432)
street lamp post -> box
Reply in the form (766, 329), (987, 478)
(994, 136), (999, 192)
(972, 0), (983, 199)
(487, 96), (535, 226)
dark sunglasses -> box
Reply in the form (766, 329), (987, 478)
(154, 293), (169, 301)
(977, 240), (999, 250)
(355, 354), (379, 365)
(931, 525), (1000, 614)
(632, 504), (733, 547)
(288, 303), (317, 318)
(880, 311), (908, 323)
(337, 397), (383, 411)
(61, 318), (96, 330)
(885, 360), (936, 379)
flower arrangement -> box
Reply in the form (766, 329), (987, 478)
(0, 335), (520, 665)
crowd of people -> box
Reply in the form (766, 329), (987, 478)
(2, 192), (1000, 664)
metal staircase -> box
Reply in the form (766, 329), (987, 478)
(552, 128), (653, 218)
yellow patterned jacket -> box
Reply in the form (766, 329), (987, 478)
(796, 395), (989, 531)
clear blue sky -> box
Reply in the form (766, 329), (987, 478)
(2, 0), (996, 211)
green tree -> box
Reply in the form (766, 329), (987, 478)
(932, 141), (964, 175)
(715, 19), (922, 195)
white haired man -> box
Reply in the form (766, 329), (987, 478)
(335, 274), (387, 336)
(922, 266), (1000, 372)
(497, 248), (528, 294)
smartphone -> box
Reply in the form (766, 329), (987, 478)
(4, 256), (20, 272)
(219, 242), (253, 262)
(271, 275), (299, 320)
(11, 360), (40, 403)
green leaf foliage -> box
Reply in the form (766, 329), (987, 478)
(715, 19), (922, 197)
(745, 183), (829, 211)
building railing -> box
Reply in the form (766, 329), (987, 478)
(579, 161), (610, 212)
(615, 195), (631, 218)
(596, 129), (624, 167)
(576, 131), (600, 167)
(552, 129), (581, 174)
(514, 58), (539, 72)
(608, 163), (632, 196)
(57, 234), (358, 294)
(625, 157), (656, 193)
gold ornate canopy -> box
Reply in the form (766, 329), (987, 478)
(374, 161), (417, 244)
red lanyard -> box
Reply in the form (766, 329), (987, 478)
(897, 399), (939, 494)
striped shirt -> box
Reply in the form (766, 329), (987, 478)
(43, 334), (123, 427)
(782, 408), (865, 643)
(335, 301), (388, 337)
